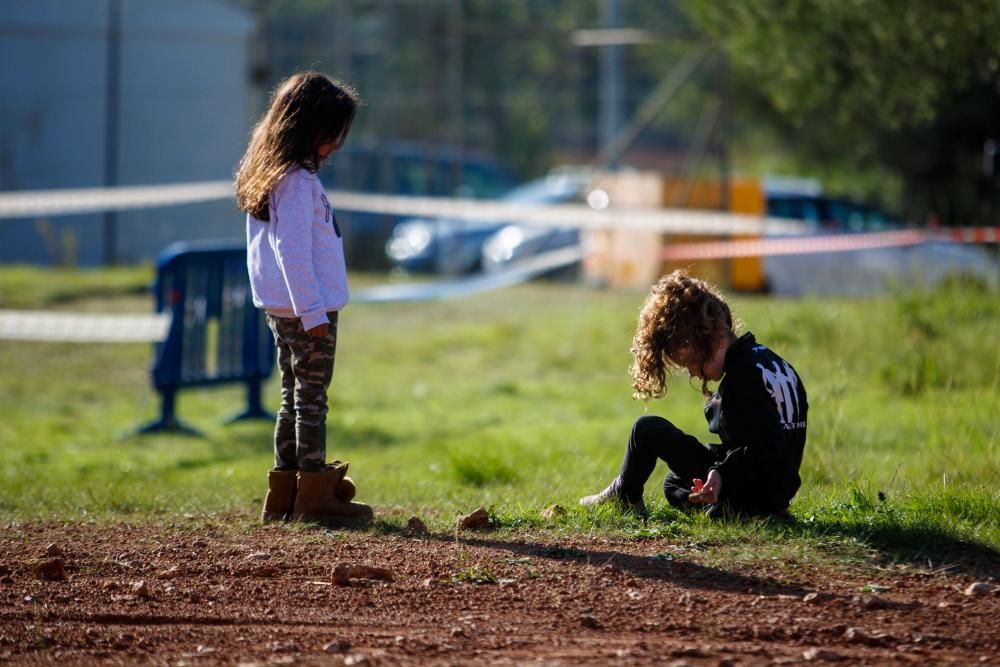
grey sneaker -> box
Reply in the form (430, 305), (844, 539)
(579, 477), (647, 516)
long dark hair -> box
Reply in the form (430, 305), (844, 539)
(235, 71), (359, 221)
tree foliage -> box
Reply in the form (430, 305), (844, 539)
(686, 0), (1000, 224)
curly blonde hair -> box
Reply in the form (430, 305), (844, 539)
(630, 269), (739, 400)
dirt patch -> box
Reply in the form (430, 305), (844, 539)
(1, 521), (997, 665)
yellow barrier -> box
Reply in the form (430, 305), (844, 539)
(659, 179), (766, 291)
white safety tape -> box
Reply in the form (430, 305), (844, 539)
(0, 245), (585, 342)
(327, 191), (810, 236)
(4, 182), (998, 244)
(0, 310), (170, 342)
(352, 244), (586, 303)
(0, 181), (809, 236)
(0, 182), (235, 218)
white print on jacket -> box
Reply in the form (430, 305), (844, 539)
(756, 360), (804, 428)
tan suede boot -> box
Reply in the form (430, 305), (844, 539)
(261, 468), (298, 522)
(292, 462), (374, 526)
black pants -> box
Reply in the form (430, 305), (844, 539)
(618, 415), (726, 509)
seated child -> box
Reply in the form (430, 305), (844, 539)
(580, 269), (808, 517)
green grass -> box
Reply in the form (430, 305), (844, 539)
(0, 264), (997, 574)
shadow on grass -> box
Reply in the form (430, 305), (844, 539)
(789, 517), (1000, 578)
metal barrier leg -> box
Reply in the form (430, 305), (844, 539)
(225, 378), (274, 424)
(136, 386), (201, 436)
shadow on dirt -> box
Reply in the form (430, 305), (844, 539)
(412, 532), (809, 597)
(375, 511), (1000, 583)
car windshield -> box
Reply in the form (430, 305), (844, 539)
(501, 174), (588, 204)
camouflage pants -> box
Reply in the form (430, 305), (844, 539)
(266, 312), (339, 472)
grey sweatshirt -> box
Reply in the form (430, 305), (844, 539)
(246, 167), (349, 331)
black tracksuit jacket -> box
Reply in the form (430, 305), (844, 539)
(707, 332), (809, 512)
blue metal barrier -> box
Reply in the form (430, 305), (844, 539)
(139, 240), (274, 434)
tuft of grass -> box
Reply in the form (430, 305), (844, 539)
(451, 567), (499, 584)
(448, 448), (519, 487)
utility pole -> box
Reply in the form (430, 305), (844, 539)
(102, 0), (122, 265)
(377, 4), (393, 194)
(599, 0), (625, 171)
(448, 0), (465, 196)
(717, 49), (731, 212)
(249, 0), (271, 119)
(333, 0), (353, 189)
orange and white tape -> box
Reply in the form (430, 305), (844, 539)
(662, 228), (999, 261)
(939, 226), (1000, 244)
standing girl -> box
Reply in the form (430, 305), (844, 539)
(580, 269), (808, 518)
(235, 71), (372, 525)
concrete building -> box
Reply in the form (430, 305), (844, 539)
(0, 0), (255, 265)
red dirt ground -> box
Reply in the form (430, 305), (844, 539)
(1, 520), (998, 666)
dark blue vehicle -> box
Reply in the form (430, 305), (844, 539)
(386, 169), (596, 275)
(319, 140), (514, 269)
(762, 187), (998, 295)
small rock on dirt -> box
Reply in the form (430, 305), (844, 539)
(541, 504), (566, 521)
(323, 639), (352, 654)
(964, 582), (997, 596)
(45, 543), (63, 557)
(844, 627), (889, 646)
(458, 507), (491, 530)
(802, 592), (834, 604)
(852, 593), (887, 610)
(34, 558), (66, 581)
(580, 614), (601, 629)
(132, 580), (150, 598)
(332, 563), (394, 586)
(803, 647), (844, 661)
(405, 516), (427, 536)
(157, 565), (182, 580)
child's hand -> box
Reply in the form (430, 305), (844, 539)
(688, 469), (722, 504)
(306, 323), (329, 338)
